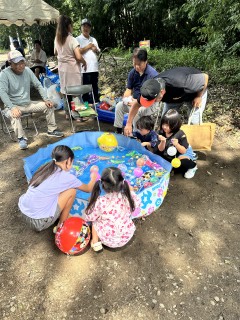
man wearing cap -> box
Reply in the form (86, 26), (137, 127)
(114, 48), (159, 134)
(124, 67), (208, 136)
(0, 50), (63, 149)
(76, 18), (100, 104)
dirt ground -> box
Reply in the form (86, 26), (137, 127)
(0, 55), (240, 320)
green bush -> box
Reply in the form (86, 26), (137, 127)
(109, 47), (240, 85)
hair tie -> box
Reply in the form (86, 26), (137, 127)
(52, 158), (56, 162)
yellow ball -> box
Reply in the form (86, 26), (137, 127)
(97, 133), (118, 152)
(171, 158), (181, 168)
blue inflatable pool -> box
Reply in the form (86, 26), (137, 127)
(23, 132), (171, 219)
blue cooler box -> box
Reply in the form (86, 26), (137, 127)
(97, 106), (128, 125)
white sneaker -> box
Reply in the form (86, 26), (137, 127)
(184, 166), (198, 179)
(18, 137), (28, 150)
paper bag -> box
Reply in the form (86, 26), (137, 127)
(181, 122), (216, 151)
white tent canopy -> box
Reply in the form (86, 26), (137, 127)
(0, 0), (59, 26)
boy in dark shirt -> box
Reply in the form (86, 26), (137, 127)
(133, 116), (158, 151)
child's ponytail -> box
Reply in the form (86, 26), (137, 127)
(85, 180), (101, 214)
(86, 167), (136, 214)
(122, 180), (135, 212)
(29, 160), (57, 188)
(29, 145), (74, 188)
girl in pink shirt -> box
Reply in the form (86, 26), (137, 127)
(54, 15), (86, 120)
(85, 167), (140, 252)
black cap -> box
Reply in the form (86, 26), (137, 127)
(81, 18), (91, 26)
(140, 79), (161, 107)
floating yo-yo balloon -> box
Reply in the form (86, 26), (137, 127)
(171, 158), (181, 168)
(136, 158), (146, 167)
(133, 167), (143, 177)
(167, 146), (177, 157)
(90, 165), (99, 172)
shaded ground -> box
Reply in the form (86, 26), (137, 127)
(0, 53), (240, 320)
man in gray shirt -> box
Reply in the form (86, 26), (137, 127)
(125, 67), (208, 136)
(0, 50), (63, 149)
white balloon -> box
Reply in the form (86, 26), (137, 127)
(167, 146), (177, 156)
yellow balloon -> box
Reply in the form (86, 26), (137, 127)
(171, 158), (181, 168)
(97, 133), (118, 152)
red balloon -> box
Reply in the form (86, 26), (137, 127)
(55, 217), (91, 255)
(99, 102), (110, 110)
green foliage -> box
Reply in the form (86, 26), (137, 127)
(108, 47), (240, 85)
(182, 0), (240, 57)
(209, 56), (240, 85)
(0, 0), (239, 69)
(147, 47), (205, 71)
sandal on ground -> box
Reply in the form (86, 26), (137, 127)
(91, 241), (103, 252)
(53, 225), (58, 234)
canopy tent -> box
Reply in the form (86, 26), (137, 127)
(0, 0), (59, 26)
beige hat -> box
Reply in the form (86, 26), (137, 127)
(8, 50), (25, 63)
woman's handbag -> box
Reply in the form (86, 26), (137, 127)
(181, 108), (216, 151)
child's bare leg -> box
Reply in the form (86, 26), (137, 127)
(57, 189), (76, 225)
(91, 225), (99, 244)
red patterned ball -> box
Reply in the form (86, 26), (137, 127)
(55, 217), (91, 255)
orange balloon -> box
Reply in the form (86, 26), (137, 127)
(136, 158), (145, 167)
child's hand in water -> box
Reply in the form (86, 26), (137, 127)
(171, 138), (178, 146)
(158, 135), (166, 142)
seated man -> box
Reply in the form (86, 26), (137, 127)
(30, 40), (47, 79)
(113, 48), (159, 134)
(124, 67), (209, 136)
(0, 50), (63, 150)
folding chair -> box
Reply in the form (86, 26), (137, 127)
(0, 108), (38, 141)
(65, 84), (101, 133)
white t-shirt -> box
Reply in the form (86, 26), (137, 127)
(76, 34), (100, 73)
(30, 48), (47, 68)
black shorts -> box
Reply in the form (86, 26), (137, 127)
(30, 66), (46, 73)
